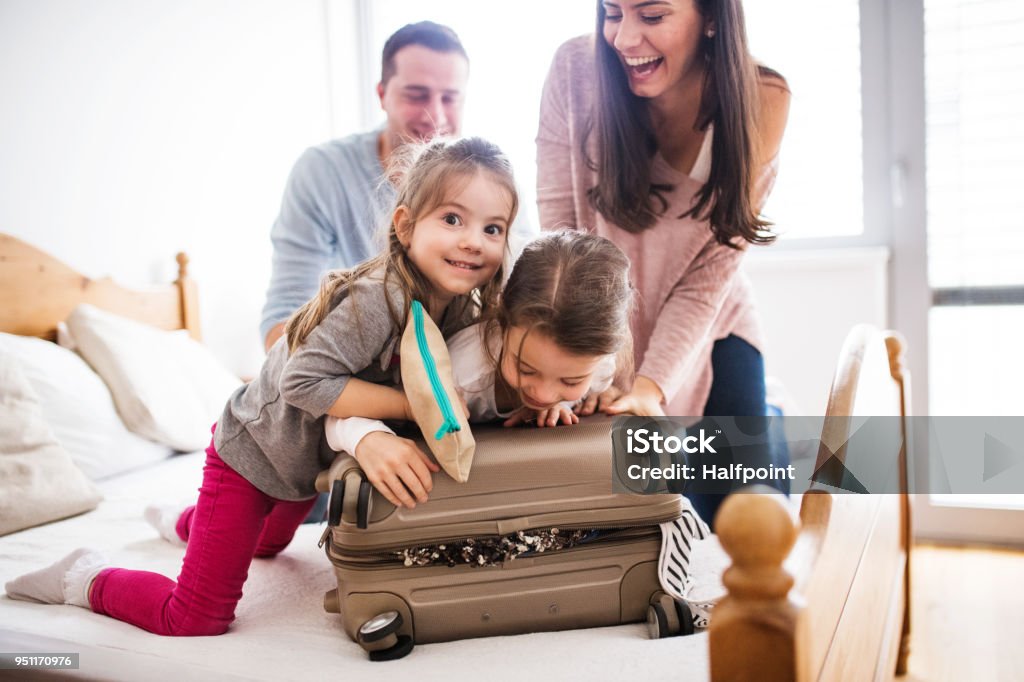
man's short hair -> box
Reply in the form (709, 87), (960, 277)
(380, 21), (468, 87)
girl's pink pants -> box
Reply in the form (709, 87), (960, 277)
(89, 434), (316, 635)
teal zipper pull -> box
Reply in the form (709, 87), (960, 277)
(411, 300), (461, 440)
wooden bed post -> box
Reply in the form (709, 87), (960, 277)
(710, 491), (799, 682)
(175, 252), (202, 342)
(885, 331), (912, 675)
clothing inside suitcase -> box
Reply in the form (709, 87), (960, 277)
(396, 527), (620, 567)
(315, 416), (687, 658)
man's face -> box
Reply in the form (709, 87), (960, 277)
(378, 45), (469, 152)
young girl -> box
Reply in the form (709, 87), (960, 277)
(4, 136), (519, 636)
(328, 230), (712, 609)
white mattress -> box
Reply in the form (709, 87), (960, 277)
(0, 451), (710, 681)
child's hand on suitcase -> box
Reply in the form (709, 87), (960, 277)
(535, 404), (578, 428)
(503, 405), (578, 428)
(354, 432), (440, 508)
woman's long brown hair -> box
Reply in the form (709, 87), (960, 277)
(587, 0), (785, 247)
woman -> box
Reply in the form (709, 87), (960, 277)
(537, 0), (790, 523)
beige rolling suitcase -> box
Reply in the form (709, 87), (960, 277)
(315, 416), (690, 660)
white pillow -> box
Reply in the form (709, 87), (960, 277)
(0, 332), (174, 480)
(65, 304), (242, 452)
(0, 352), (102, 536)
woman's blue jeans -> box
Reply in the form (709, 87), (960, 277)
(684, 334), (791, 529)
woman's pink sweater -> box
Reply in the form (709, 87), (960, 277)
(536, 35), (777, 415)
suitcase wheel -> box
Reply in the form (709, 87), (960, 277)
(356, 476), (373, 529)
(331, 471), (373, 528)
(369, 635), (413, 662)
(646, 592), (695, 639)
(647, 602), (670, 639)
(676, 599), (695, 636)
(336, 470), (363, 526)
(357, 611), (414, 661)
(328, 479), (345, 527)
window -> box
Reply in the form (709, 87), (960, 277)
(746, 0), (864, 239)
(925, 0), (1024, 416)
(906, 0), (1024, 542)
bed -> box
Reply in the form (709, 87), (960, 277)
(0, 232), (911, 681)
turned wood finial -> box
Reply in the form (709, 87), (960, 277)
(711, 489), (800, 682)
(175, 252), (190, 281)
(717, 488), (798, 598)
(884, 330), (906, 384)
(173, 251), (201, 341)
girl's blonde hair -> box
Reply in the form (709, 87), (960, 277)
(488, 230), (635, 382)
(285, 137), (518, 353)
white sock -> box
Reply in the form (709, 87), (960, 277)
(657, 504), (711, 600)
(4, 548), (109, 608)
(144, 504), (187, 547)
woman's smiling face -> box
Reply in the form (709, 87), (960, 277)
(601, 0), (708, 100)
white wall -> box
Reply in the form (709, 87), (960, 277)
(0, 0), (348, 377)
(744, 247), (890, 415)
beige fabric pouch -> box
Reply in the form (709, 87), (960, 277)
(399, 301), (475, 482)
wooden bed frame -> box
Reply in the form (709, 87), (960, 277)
(0, 233), (201, 341)
(0, 232), (911, 681)
(710, 326), (913, 681)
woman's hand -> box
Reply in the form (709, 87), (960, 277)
(602, 376), (667, 417)
(353, 431), (440, 509)
(576, 386), (624, 416)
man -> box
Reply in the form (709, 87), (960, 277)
(262, 21), (478, 350)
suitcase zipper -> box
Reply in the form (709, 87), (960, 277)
(324, 509), (681, 554)
(329, 530), (660, 570)
(326, 522), (665, 569)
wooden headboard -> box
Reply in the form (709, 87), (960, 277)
(0, 233), (201, 341)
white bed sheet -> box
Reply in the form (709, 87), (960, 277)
(0, 451), (709, 682)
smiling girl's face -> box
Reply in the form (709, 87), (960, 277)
(397, 169), (511, 317)
(500, 326), (608, 410)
